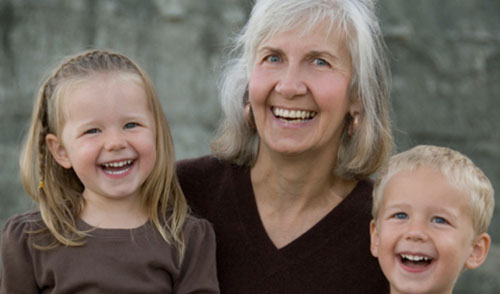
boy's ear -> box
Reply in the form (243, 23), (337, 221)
(46, 134), (72, 169)
(369, 220), (380, 258)
(464, 233), (491, 270)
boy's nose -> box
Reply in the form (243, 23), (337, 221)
(403, 221), (429, 242)
(275, 65), (307, 98)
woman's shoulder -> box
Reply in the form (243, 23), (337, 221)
(176, 155), (226, 176)
(356, 178), (374, 193)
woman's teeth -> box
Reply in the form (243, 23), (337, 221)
(273, 107), (317, 121)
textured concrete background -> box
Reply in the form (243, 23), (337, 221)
(0, 0), (498, 292)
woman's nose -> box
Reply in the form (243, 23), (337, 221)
(275, 65), (307, 98)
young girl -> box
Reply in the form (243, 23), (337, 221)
(0, 50), (219, 293)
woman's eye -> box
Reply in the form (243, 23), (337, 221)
(313, 58), (330, 66)
(266, 55), (280, 63)
(393, 212), (408, 220)
(124, 122), (138, 129)
(432, 216), (449, 225)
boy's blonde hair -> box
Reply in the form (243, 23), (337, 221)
(372, 145), (495, 235)
(20, 49), (188, 258)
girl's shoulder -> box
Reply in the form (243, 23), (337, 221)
(1, 210), (45, 245)
(2, 210), (44, 233)
(183, 214), (215, 240)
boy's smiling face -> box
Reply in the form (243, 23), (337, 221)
(370, 166), (489, 294)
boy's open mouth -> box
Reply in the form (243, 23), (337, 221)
(399, 253), (433, 268)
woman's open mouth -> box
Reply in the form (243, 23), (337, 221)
(272, 107), (317, 123)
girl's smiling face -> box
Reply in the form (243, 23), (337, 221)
(370, 166), (489, 294)
(248, 21), (359, 160)
(47, 72), (157, 206)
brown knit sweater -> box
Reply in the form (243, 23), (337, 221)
(177, 155), (389, 294)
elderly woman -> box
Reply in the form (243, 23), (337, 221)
(177, 0), (392, 293)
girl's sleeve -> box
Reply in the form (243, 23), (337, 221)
(0, 215), (39, 294)
(174, 218), (220, 294)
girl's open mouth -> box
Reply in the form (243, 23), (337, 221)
(101, 160), (134, 175)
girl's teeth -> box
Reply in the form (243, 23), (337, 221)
(102, 160), (132, 168)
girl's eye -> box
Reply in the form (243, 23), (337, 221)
(393, 212), (408, 220)
(313, 58), (330, 67)
(85, 128), (99, 135)
(124, 122), (138, 129)
(432, 216), (449, 225)
(266, 55), (280, 63)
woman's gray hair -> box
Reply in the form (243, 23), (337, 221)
(211, 0), (393, 179)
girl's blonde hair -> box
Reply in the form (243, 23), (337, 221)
(20, 49), (188, 258)
(372, 145), (495, 235)
(211, 0), (392, 179)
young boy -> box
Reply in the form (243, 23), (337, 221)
(369, 145), (495, 294)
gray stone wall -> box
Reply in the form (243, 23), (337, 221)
(0, 0), (498, 292)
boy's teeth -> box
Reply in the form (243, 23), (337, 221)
(273, 107), (317, 120)
(401, 254), (431, 262)
(102, 160), (132, 168)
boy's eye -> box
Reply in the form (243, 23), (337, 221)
(393, 212), (408, 220)
(124, 122), (138, 129)
(266, 55), (280, 63)
(431, 216), (449, 225)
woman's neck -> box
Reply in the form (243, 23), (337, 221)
(250, 147), (357, 248)
(251, 147), (356, 211)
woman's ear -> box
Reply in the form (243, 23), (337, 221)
(349, 95), (363, 117)
(464, 233), (491, 270)
(369, 220), (380, 258)
(347, 97), (362, 136)
(244, 103), (256, 129)
(46, 134), (72, 169)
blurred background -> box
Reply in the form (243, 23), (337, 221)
(0, 0), (498, 292)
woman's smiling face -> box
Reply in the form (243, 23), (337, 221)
(248, 21), (357, 159)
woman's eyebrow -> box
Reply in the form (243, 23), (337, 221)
(257, 46), (283, 55)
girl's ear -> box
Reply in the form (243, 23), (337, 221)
(46, 134), (72, 169)
(369, 220), (380, 258)
(465, 233), (491, 270)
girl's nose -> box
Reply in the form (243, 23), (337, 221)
(275, 65), (307, 98)
(104, 131), (126, 151)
